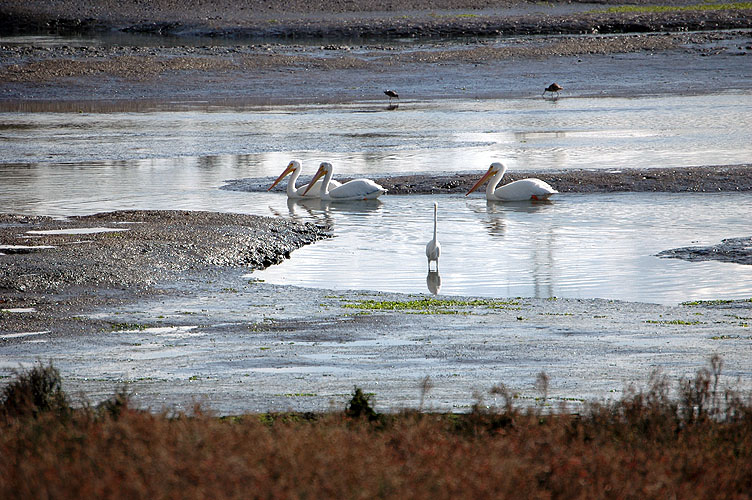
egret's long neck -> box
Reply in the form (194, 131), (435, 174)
(319, 168), (333, 197)
(487, 167), (506, 197)
(433, 204), (438, 240)
(288, 167), (301, 196)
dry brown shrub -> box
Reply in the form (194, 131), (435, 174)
(2, 357), (752, 499)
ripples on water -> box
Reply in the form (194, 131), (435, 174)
(255, 193), (752, 304)
(1, 94), (750, 303)
(1, 93), (750, 172)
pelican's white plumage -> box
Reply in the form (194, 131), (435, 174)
(303, 162), (386, 201)
(425, 202), (440, 271)
(267, 160), (342, 199)
(466, 162), (557, 201)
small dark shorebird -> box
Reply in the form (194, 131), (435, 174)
(384, 89), (399, 103)
(543, 83), (563, 98)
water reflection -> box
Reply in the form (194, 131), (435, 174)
(272, 197), (384, 228)
(257, 193), (752, 304)
(470, 200), (556, 237)
(426, 270), (441, 295)
(2, 94), (749, 172)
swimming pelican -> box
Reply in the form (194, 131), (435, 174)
(303, 162), (387, 201)
(426, 202), (440, 271)
(267, 160), (341, 199)
(543, 83), (563, 98)
(465, 162), (558, 202)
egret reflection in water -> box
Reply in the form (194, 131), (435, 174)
(427, 270), (441, 295)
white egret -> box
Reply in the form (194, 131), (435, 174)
(267, 160), (341, 199)
(466, 162), (558, 202)
(303, 162), (386, 201)
(425, 202), (440, 271)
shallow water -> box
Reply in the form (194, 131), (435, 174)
(253, 192), (752, 304)
(1, 94), (751, 304)
(2, 93), (750, 172)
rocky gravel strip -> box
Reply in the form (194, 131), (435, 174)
(230, 164), (752, 196)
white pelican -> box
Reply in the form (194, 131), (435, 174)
(425, 202), (440, 271)
(267, 160), (342, 199)
(303, 162), (387, 201)
(465, 162), (558, 202)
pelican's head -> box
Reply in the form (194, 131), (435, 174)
(302, 162), (332, 196)
(465, 162), (505, 196)
(267, 160), (301, 191)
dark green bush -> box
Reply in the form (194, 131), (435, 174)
(1, 361), (70, 419)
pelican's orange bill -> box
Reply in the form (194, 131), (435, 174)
(465, 166), (497, 196)
(302, 164), (327, 196)
(268, 163), (295, 191)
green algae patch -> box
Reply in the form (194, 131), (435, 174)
(645, 319), (705, 325)
(682, 298), (751, 306)
(595, 2), (752, 14)
(342, 297), (520, 314)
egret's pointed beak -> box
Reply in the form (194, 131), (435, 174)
(465, 166), (497, 196)
(302, 164), (327, 196)
(267, 163), (296, 191)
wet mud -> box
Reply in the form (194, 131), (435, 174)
(1, 0), (751, 413)
(1, 1), (750, 103)
(1, 207), (750, 413)
(658, 236), (752, 265)
(2, 0), (751, 40)
(0, 210), (327, 337)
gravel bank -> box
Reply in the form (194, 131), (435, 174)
(228, 164), (752, 195)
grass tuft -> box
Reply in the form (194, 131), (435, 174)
(0, 361), (70, 420)
(345, 386), (380, 422)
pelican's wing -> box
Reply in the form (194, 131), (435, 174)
(295, 178), (342, 198)
(328, 178), (386, 200)
(495, 178), (557, 201)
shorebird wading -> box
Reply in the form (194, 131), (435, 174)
(543, 83), (563, 98)
(426, 202), (441, 271)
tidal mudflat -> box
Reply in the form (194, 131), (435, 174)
(1, 0), (751, 414)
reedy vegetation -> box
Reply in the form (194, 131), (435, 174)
(2, 357), (751, 499)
